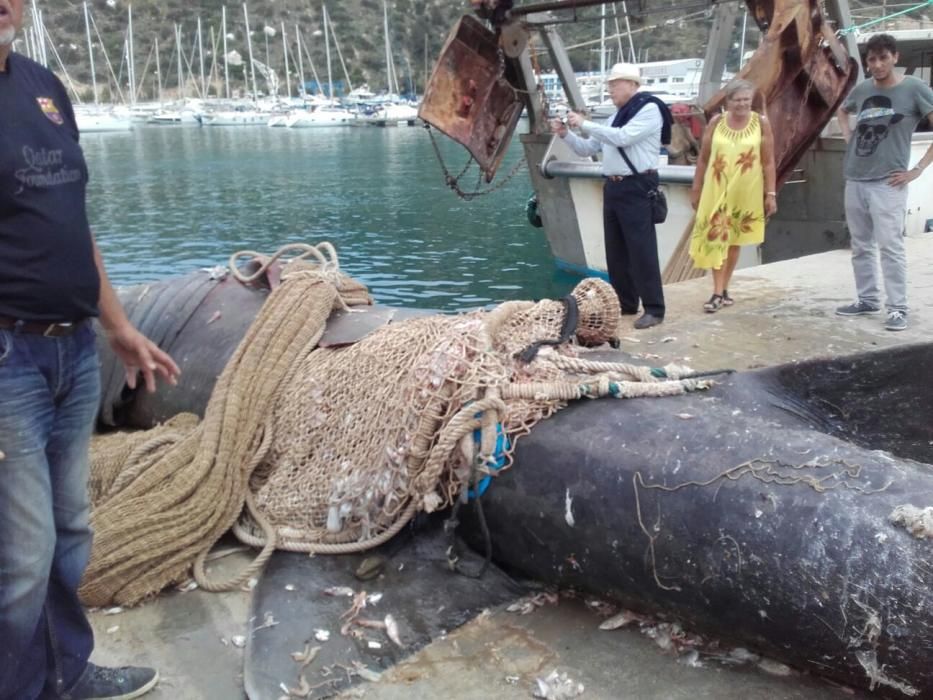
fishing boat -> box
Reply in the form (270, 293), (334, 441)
(419, 0), (867, 280)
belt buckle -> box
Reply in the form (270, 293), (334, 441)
(43, 322), (72, 337)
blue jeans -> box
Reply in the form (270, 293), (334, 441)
(0, 323), (100, 700)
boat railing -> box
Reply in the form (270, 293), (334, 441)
(541, 158), (696, 184)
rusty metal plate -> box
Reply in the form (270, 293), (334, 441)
(418, 14), (524, 182)
(705, 0), (859, 186)
(318, 306), (397, 347)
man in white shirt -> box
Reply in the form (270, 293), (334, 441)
(551, 63), (671, 329)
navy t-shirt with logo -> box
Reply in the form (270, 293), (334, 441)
(0, 52), (100, 322)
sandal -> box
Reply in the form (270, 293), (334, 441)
(722, 289), (734, 306)
(703, 294), (724, 313)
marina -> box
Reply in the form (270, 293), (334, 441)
(80, 124), (574, 308)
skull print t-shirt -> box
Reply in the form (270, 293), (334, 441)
(842, 75), (933, 181)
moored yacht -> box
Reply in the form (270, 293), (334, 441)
(74, 107), (134, 134)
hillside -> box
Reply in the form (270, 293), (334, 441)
(24, 0), (901, 103)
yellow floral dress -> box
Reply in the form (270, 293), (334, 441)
(689, 112), (765, 270)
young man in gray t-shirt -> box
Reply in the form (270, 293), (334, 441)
(835, 33), (933, 331)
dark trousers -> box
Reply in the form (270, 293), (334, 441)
(603, 174), (665, 317)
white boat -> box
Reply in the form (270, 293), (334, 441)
(284, 107), (353, 128)
(201, 110), (271, 126)
(148, 109), (203, 125)
(74, 108), (134, 133)
(356, 102), (420, 127)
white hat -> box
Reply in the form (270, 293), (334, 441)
(606, 62), (641, 85)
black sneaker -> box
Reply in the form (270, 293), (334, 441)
(633, 313), (663, 329)
(835, 301), (881, 316)
(70, 663), (159, 700)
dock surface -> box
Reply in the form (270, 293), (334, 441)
(90, 240), (933, 699)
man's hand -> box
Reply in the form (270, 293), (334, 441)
(107, 324), (181, 393)
(888, 168), (922, 187)
(567, 111), (586, 129)
(549, 118), (568, 138)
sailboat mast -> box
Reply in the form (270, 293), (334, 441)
(298, 28), (324, 97)
(383, 1), (392, 94)
(33, 4), (48, 66)
(83, 2), (98, 104)
(128, 5), (136, 104)
(222, 6), (231, 99)
(621, 1), (636, 63)
(329, 20), (353, 93)
(155, 35), (163, 103)
(599, 3), (606, 101)
(281, 22), (291, 98)
(295, 25), (306, 98)
(243, 3), (258, 100)
(323, 5), (333, 100)
(198, 17), (206, 98)
(176, 24), (184, 99)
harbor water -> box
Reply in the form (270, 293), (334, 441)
(83, 124), (578, 310)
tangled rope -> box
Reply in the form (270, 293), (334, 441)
(85, 248), (714, 604)
(81, 244), (371, 606)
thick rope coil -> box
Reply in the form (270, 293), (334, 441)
(81, 255), (356, 606)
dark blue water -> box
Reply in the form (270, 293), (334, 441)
(81, 124), (577, 310)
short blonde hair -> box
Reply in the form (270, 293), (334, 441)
(724, 79), (756, 101)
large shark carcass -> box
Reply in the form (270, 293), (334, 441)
(85, 239), (933, 700)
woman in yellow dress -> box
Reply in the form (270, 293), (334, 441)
(689, 79), (777, 312)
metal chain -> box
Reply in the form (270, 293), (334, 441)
(423, 123), (527, 201)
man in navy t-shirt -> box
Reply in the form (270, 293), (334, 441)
(0, 1), (180, 699)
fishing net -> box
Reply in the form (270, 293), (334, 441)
(234, 277), (704, 553)
(84, 245), (711, 605)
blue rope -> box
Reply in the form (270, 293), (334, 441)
(838, 0), (933, 36)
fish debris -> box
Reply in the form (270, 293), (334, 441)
(533, 670), (584, 699)
(385, 614), (403, 647)
(323, 586), (356, 598)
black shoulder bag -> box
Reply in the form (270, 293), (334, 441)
(616, 146), (668, 224)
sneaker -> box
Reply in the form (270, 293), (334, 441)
(835, 301), (881, 316)
(70, 663), (159, 700)
(885, 310), (908, 331)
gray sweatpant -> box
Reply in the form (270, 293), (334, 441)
(844, 178), (909, 313)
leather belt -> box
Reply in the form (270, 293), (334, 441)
(604, 170), (658, 182)
(0, 316), (85, 337)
